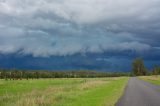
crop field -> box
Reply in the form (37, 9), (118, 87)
(139, 76), (160, 85)
(0, 77), (128, 106)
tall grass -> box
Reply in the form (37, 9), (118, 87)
(139, 76), (160, 85)
(0, 77), (128, 106)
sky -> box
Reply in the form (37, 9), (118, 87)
(0, 0), (160, 71)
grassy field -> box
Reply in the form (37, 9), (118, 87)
(139, 76), (160, 85)
(0, 77), (128, 106)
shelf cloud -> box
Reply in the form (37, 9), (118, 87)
(1, 0), (160, 57)
(0, 0), (160, 70)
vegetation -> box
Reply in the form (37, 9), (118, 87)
(152, 66), (160, 75)
(0, 57), (159, 106)
(0, 58), (159, 80)
(139, 76), (160, 85)
(132, 58), (147, 76)
(0, 57), (160, 106)
(131, 57), (160, 76)
(0, 69), (130, 80)
(0, 77), (128, 106)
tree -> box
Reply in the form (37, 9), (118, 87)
(132, 58), (147, 76)
(152, 65), (160, 75)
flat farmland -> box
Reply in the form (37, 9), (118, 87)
(0, 77), (128, 106)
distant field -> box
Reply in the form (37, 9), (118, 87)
(0, 77), (128, 106)
(139, 76), (160, 85)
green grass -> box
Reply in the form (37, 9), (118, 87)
(139, 76), (160, 85)
(0, 77), (128, 106)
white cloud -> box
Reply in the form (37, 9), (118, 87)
(1, 0), (160, 24)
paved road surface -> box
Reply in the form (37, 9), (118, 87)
(116, 77), (160, 106)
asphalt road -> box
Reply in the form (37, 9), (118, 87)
(116, 77), (160, 106)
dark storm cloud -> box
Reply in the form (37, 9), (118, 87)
(0, 0), (160, 58)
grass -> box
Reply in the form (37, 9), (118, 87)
(0, 77), (129, 106)
(139, 76), (160, 85)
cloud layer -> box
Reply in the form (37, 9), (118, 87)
(0, 0), (160, 57)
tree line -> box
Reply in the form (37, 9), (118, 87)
(0, 69), (130, 80)
(0, 58), (159, 80)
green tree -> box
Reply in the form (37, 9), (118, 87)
(132, 58), (147, 76)
(152, 65), (160, 75)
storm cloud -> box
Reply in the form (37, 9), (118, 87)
(0, 0), (160, 57)
(0, 0), (160, 71)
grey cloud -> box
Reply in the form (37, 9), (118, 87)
(0, 0), (160, 57)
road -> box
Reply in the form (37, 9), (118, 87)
(116, 77), (160, 106)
